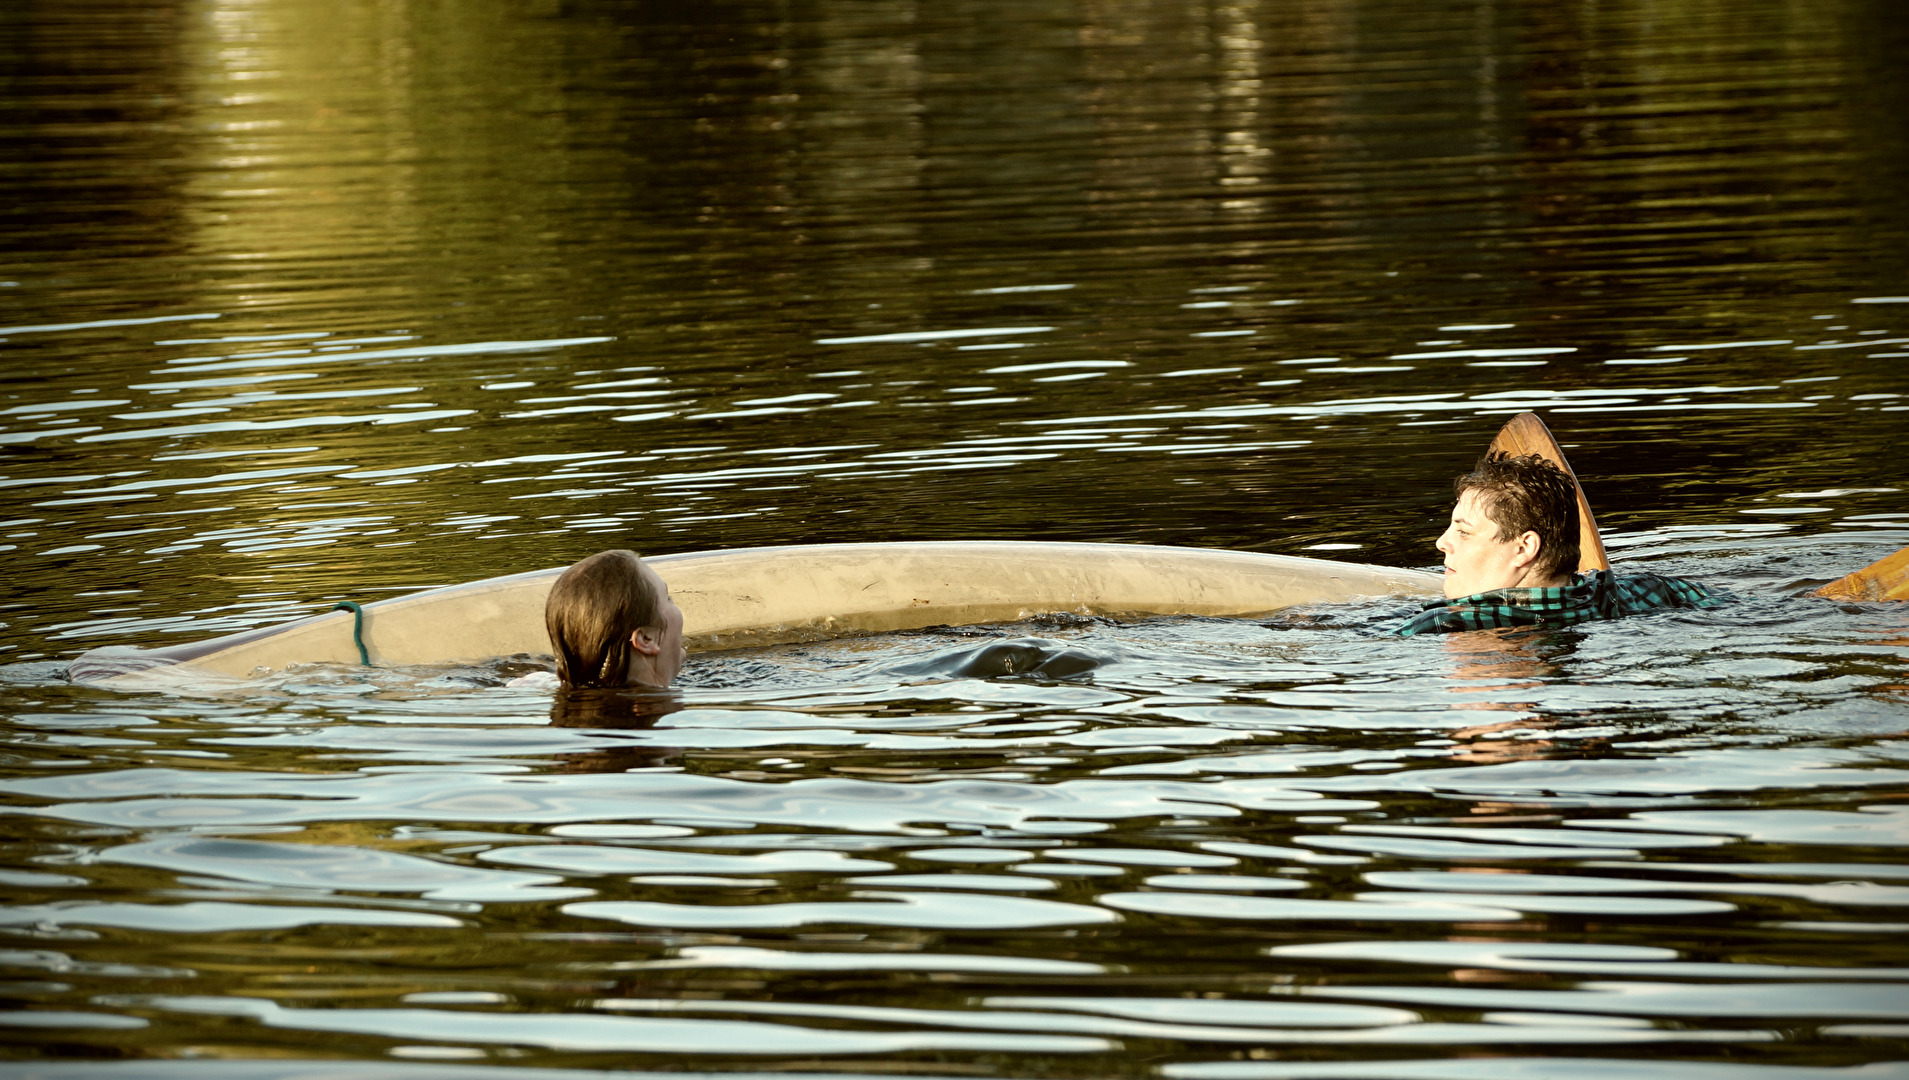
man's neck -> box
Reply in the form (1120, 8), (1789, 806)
(1508, 567), (1573, 591)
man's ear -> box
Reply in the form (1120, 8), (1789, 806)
(628, 627), (661, 657)
(1512, 530), (1543, 569)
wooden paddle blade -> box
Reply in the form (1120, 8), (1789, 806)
(1811, 543), (1909, 601)
(1485, 411), (1611, 573)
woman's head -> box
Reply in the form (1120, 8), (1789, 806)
(544, 550), (686, 689)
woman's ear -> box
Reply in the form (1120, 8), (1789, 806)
(628, 627), (661, 657)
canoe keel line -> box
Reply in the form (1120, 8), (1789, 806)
(68, 541), (1444, 686)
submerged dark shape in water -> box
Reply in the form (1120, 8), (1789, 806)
(890, 636), (1108, 680)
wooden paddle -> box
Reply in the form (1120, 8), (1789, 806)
(1485, 411), (1611, 573)
(1811, 544), (1909, 601)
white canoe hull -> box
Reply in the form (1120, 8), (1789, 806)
(68, 541), (1440, 684)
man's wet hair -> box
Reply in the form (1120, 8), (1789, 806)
(1455, 451), (1581, 580)
(545, 549), (664, 689)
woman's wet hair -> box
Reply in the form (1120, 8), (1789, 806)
(545, 549), (665, 689)
(1455, 451), (1581, 579)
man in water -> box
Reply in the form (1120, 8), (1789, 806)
(1394, 452), (1723, 636)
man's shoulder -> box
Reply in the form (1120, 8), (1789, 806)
(1601, 570), (1726, 613)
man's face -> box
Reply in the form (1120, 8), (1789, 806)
(1436, 489), (1532, 599)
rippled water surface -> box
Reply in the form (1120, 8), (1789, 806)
(2, 0), (1907, 1075)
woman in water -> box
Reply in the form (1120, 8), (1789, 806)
(544, 549), (687, 689)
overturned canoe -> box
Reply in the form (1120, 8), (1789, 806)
(67, 540), (1441, 685)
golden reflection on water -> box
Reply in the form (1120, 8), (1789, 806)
(1439, 629), (1556, 763)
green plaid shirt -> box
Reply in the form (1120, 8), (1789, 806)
(1394, 569), (1724, 637)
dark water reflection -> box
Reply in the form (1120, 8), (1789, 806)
(2, 0), (1908, 1074)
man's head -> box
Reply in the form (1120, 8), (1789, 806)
(1437, 452), (1581, 599)
(545, 549), (686, 689)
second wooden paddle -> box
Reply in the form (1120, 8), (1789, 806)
(1811, 544), (1909, 601)
(1485, 411), (1611, 573)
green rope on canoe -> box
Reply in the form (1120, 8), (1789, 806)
(332, 601), (369, 666)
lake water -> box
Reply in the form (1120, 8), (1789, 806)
(1, 0), (1907, 1076)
